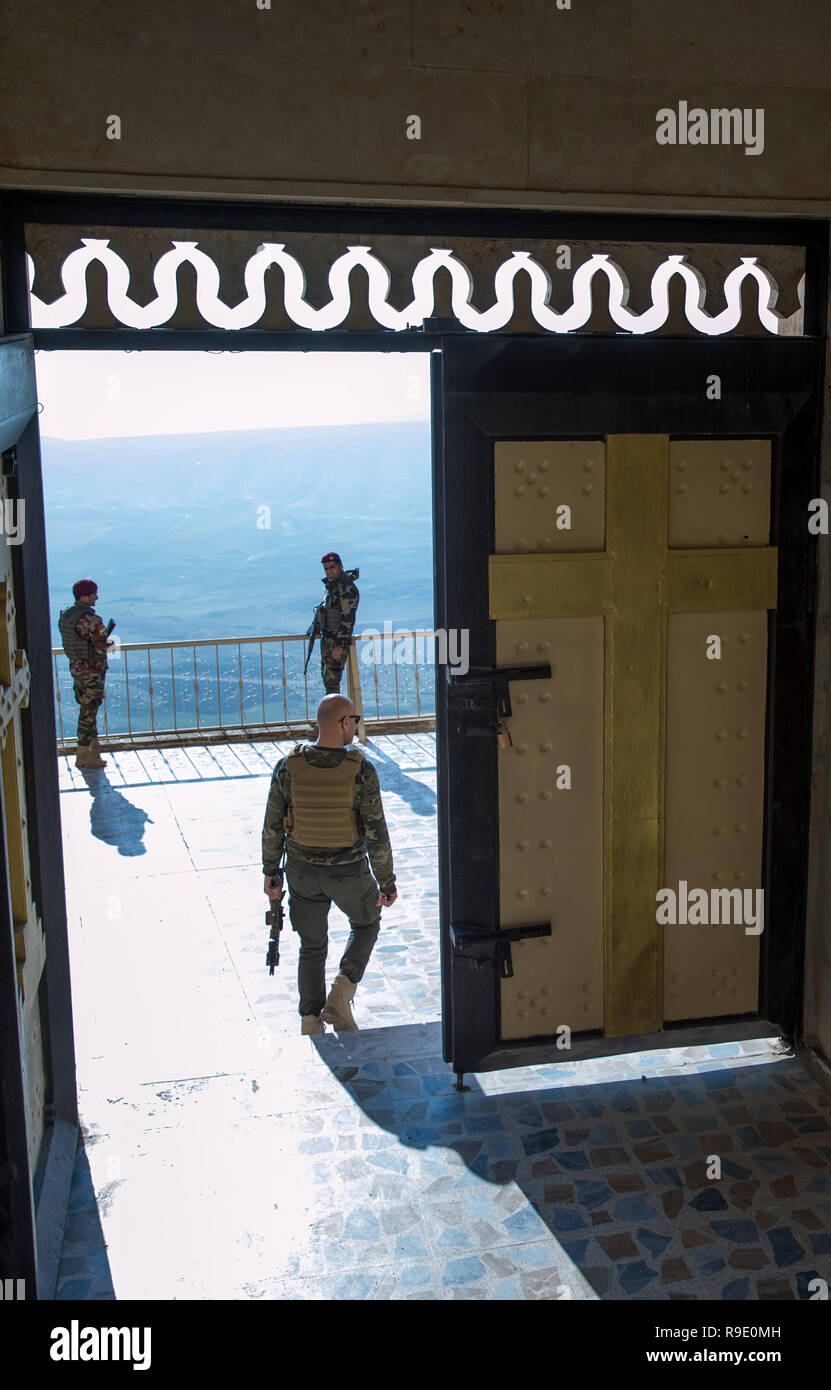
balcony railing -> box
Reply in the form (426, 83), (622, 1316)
(52, 630), (437, 751)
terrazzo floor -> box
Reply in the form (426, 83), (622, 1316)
(54, 734), (831, 1301)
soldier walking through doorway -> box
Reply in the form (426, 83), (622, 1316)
(262, 693), (397, 1034)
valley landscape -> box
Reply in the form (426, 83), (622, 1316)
(43, 419), (434, 731)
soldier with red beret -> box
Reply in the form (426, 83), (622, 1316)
(58, 580), (116, 769)
(317, 552), (360, 694)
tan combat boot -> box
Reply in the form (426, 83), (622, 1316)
(75, 743), (106, 769)
(321, 974), (359, 1031)
(301, 1015), (325, 1036)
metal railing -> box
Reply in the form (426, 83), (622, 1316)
(52, 630), (437, 749)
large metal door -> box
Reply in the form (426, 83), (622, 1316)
(433, 336), (821, 1079)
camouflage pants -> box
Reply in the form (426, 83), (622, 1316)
(320, 637), (347, 694)
(285, 857), (380, 1017)
(73, 673), (106, 745)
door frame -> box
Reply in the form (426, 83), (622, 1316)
(0, 332), (42, 1297)
(0, 191), (826, 1231)
(434, 334), (825, 1077)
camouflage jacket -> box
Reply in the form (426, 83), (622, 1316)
(320, 568), (359, 643)
(69, 609), (110, 681)
(261, 742), (395, 893)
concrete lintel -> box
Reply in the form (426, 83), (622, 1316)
(4, 168), (831, 222)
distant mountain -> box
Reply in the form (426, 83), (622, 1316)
(43, 421), (434, 645)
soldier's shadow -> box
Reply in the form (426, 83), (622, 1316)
(363, 739), (436, 818)
(310, 1027), (822, 1300)
(80, 770), (153, 858)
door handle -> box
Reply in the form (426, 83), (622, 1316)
(450, 921), (552, 978)
(448, 664), (551, 719)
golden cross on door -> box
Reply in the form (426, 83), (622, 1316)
(490, 435), (777, 1037)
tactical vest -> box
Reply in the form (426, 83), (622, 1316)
(284, 746), (363, 847)
(322, 570), (359, 637)
(58, 601), (98, 664)
(322, 600), (343, 637)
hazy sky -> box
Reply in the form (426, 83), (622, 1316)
(34, 350), (432, 440)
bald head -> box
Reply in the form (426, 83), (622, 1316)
(317, 693), (353, 724)
(314, 693), (357, 747)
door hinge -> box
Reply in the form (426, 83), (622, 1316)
(450, 921), (552, 978)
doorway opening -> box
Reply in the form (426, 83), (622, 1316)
(36, 347), (442, 1096)
(5, 195), (828, 1302)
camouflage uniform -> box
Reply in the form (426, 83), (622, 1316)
(319, 568), (359, 693)
(262, 742), (395, 1017)
(62, 605), (110, 746)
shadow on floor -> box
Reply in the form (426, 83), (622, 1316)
(54, 1140), (116, 1301)
(313, 1028), (831, 1300)
(62, 744), (283, 789)
(81, 770), (154, 857)
(364, 740), (436, 818)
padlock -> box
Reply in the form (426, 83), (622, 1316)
(496, 720), (512, 749)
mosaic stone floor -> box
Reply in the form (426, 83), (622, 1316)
(57, 732), (441, 1054)
(54, 735), (831, 1300)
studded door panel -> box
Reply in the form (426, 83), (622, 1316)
(496, 617), (604, 1039)
(667, 439), (771, 548)
(663, 438), (771, 1022)
(494, 440), (605, 554)
(663, 613), (766, 1020)
(494, 440), (607, 1040)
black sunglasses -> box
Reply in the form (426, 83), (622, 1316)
(342, 713), (362, 723)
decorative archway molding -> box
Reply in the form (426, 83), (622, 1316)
(26, 240), (805, 337)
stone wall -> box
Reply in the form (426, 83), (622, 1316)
(0, 1), (830, 213)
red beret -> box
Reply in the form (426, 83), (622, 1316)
(73, 579), (98, 598)
(321, 552), (341, 566)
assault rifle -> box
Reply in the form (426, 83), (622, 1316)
(304, 603), (325, 675)
(265, 876), (285, 974)
(105, 619), (116, 636)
